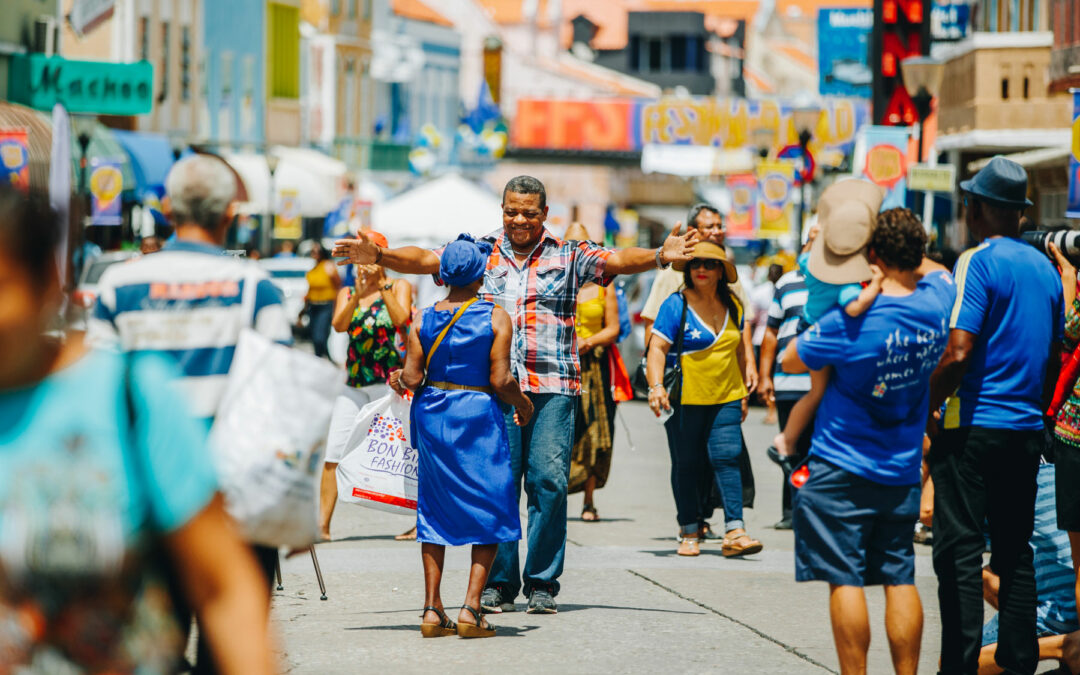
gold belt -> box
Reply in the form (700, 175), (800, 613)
(427, 380), (494, 394)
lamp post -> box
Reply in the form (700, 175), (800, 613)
(900, 56), (945, 164)
(71, 115), (97, 280)
(265, 151), (280, 256)
(791, 105), (822, 241)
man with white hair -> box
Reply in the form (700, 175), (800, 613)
(88, 153), (291, 674)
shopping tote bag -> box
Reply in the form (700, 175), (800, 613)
(336, 392), (419, 515)
(210, 328), (341, 548)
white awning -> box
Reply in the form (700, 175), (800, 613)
(373, 173), (500, 248)
(967, 146), (1072, 173)
(225, 147), (347, 217)
(641, 144), (755, 178)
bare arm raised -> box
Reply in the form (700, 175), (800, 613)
(332, 237), (441, 276)
(604, 223), (700, 276)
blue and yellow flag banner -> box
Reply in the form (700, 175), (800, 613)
(90, 157), (123, 226)
(1067, 90), (1080, 219)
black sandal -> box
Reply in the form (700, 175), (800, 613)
(456, 604), (495, 638)
(581, 504), (599, 522)
(419, 606), (457, 638)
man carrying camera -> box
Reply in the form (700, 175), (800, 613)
(928, 157), (1064, 674)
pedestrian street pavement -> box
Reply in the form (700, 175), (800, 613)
(272, 401), (1060, 674)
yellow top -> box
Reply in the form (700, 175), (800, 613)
(306, 261), (338, 303)
(576, 286), (606, 340)
(679, 309), (747, 406)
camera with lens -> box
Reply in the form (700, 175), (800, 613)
(1022, 229), (1080, 267)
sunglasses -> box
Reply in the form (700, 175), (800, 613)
(688, 259), (722, 271)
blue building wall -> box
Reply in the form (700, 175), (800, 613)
(204, 0), (266, 147)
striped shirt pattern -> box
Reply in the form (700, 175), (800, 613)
(437, 228), (611, 396)
(767, 270), (811, 400)
(87, 240), (292, 422)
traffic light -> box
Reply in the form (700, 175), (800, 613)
(870, 0), (931, 125)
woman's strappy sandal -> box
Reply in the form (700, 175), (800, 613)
(419, 606), (457, 638)
(456, 605), (496, 638)
(721, 531), (763, 558)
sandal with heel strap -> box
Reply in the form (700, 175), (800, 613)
(721, 531), (763, 558)
(419, 606), (457, 638)
(457, 604), (495, 638)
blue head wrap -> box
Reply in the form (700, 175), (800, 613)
(440, 234), (493, 287)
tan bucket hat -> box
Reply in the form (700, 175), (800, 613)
(807, 179), (886, 285)
(563, 221), (593, 243)
(673, 241), (738, 283)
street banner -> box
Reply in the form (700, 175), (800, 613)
(726, 173), (759, 239)
(512, 97), (868, 168)
(908, 164), (956, 192)
(1068, 90), (1080, 219)
(757, 160), (796, 239)
(0, 128), (30, 192)
(859, 125), (911, 210)
(50, 104), (72, 289)
(89, 157), (123, 226)
(274, 189), (302, 240)
(817, 8), (873, 98)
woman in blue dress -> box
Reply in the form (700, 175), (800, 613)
(390, 234), (533, 639)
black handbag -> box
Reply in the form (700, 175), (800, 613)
(632, 293), (688, 401)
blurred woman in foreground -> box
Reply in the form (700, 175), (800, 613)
(0, 187), (274, 674)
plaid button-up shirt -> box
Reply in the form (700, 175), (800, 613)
(435, 228), (612, 396)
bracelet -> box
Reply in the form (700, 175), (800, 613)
(380, 282), (394, 291)
(649, 383), (664, 391)
(655, 248), (670, 270)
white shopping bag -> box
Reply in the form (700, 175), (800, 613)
(210, 328), (341, 548)
(336, 392), (419, 514)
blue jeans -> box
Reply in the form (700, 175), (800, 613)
(488, 393), (576, 600)
(664, 400), (744, 534)
(308, 301), (333, 360)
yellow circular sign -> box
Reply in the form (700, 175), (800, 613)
(1072, 115), (1080, 162)
(90, 166), (123, 205)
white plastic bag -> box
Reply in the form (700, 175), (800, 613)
(210, 328), (341, 548)
(336, 392), (419, 514)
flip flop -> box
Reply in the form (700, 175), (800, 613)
(395, 526), (417, 541)
(581, 504), (599, 522)
(457, 605), (495, 638)
(420, 606), (457, 638)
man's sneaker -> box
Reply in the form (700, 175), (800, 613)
(480, 587), (515, 614)
(526, 588), (558, 614)
(773, 517), (793, 530)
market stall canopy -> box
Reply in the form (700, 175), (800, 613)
(373, 173), (501, 248)
(110, 130), (174, 200)
(0, 102), (53, 192)
(225, 147), (347, 217)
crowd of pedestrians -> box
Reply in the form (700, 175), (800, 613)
(6, 148), (1080, 673)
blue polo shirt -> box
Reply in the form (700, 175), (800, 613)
(797, 271), (955, 485)
(945, 237), (1064, 431)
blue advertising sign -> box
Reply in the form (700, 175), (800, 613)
(90, 157), (124, 226)
(931, 2), (970, 42)
(1067, 90), (1080, 219)
(818, 8), (873, 98)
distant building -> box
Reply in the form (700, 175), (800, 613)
(1048, 0), (1080, 93)
(203, 0), (267, 149)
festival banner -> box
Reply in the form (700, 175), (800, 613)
(89, 157), (123, 225)
(511, 97), (869, 168)
(0, 128), (30, 192)
(1067, 89), (1080, 219)
(274, 189), (302, 240)
(756, 160), (796, 239)
(859, 125), (912, 210)
(726, 173), (759, 239)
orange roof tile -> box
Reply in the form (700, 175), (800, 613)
(393, 0), (452, 26)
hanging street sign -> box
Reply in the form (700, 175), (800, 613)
(908, 164), (957, 193)
(7, 54), (153, 116)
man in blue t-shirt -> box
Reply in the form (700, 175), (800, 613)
(782, 208), (954, 675)
(927, 157), (1064, 675)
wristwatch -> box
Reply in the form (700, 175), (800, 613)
(655, 248), (670, 270)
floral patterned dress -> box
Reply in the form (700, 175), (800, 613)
(346, 291), (407, 388)
(1054, 298), (1080, 446)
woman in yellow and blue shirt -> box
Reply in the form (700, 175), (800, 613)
(645, 242), (761, 558)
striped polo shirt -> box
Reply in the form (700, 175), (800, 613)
(767, 270), (811, 401)
(87, 240), (292, 423)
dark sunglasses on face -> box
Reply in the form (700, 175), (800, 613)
(688, 259), (722, 270)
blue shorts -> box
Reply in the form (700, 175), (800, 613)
(793, 457), (920, 587)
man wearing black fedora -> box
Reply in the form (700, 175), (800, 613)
(928, 156), (1065, 674)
